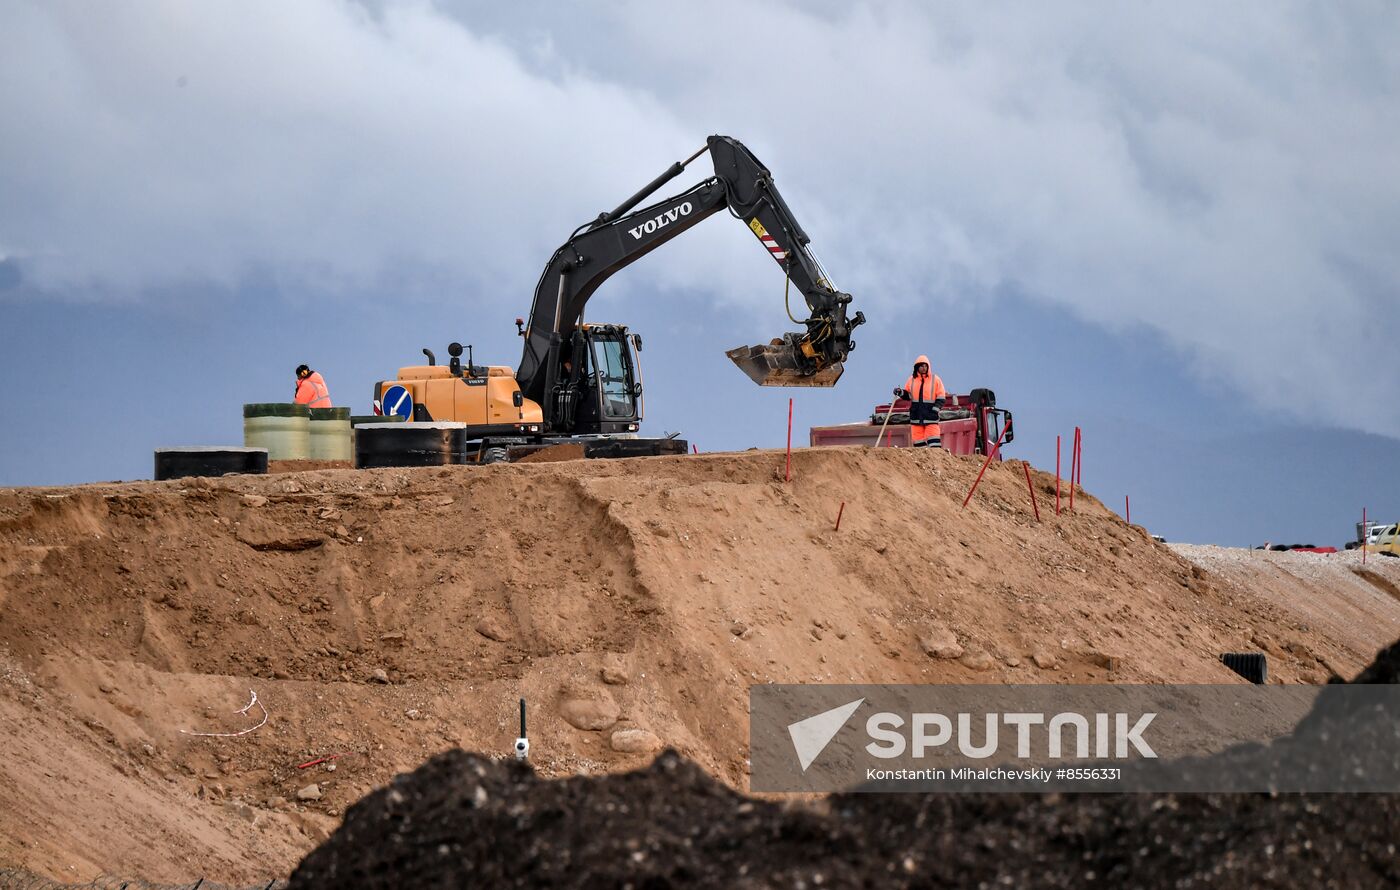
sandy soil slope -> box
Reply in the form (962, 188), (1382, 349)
(1172, 545), (1400, 679)
(2, 446), (1394, 883)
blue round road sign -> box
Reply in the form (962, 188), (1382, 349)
(381, 385), (413, 420)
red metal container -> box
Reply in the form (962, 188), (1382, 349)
(810, 409), (1005, 458)
(809, 423), (912, 448)
(939, 417), (978, 455)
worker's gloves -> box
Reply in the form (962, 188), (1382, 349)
(893, 387), (908, 399)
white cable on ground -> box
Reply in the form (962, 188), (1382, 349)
(180, 689), (268, 738)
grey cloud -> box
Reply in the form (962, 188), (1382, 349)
(508, 1), (1400, 433)
(2, 1), (1398, 436)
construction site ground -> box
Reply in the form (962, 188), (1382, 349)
(1, 446), (1398, 885)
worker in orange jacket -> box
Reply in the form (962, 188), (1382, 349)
(294, 364), (333, 408)
(895, 354), (946, 447)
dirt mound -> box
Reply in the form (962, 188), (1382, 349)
(287, 641), (1400, 889)
(0, 871), (279, 890)
(513, 443), (586, 463)
(1173, 544), (1400, 679)
(2, 447), (1397, 882)
(286, 755), (1400, 890)
(267, 460), (353, 474)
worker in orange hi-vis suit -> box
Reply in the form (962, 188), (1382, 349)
(294, 364), (333, 408)
(894, 354), (946, 447)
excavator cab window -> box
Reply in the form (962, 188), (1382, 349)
(591, 336), (637, 420)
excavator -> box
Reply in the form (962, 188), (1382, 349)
(374, 134), (865, 462)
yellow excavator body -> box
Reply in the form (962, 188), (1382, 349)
(377, 364), (544, 430)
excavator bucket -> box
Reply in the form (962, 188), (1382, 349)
(726, 342), (845, 387)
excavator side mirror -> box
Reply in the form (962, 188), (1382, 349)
(515, 318), (526, 337)
(448, 342), (464, 358)
(631, 333), (643, 352)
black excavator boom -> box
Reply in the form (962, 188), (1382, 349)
(517, 135), (864, 418)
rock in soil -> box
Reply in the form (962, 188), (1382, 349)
(609, 729), (662, 754)
(474, 616), (512, 642)
(599, 655), (630, 686)
(559, 697), (619, 732)
(958, 648), (995, 671)
(920, 624), (963, 659)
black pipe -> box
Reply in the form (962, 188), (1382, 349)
(519, 697), (527, 737)
(594, 143), (709, 226)
(422, 348), (436, 366)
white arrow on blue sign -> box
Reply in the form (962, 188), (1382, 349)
(381, 385), (414, 420)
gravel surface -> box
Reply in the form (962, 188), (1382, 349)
(1173, 543), (1400, 668)
(1173, 543), (1400, 584)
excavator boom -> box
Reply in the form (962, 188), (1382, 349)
(518, 135), (864, 419)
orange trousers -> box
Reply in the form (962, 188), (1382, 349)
(911, 424), (941, 445)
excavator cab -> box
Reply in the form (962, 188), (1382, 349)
(552, 324), (643, 436)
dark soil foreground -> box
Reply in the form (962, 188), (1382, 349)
(287, 643), (1400, 890)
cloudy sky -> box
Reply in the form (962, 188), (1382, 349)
(1, 1), (1396, 546)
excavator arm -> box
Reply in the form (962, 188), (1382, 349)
(517, 135), (865, 410)
(707, 136), (864, 388)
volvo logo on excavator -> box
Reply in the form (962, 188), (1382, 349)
(627, 201), (693, 240)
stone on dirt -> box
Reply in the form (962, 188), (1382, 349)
(958, 649), (995, 672)
(609, 729), (662, 754)
(560, 697), (620, 732)
(600, 655), (630, 686)
(475, 616), (512, 642)
(920, 624), (963, 660)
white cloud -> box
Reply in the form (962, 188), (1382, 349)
(0, 1), (695, 299)
(2, 1), (1398, 435)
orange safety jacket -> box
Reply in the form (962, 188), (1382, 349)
(295, 371), (333, 408)
(900, 355), (946, 428)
